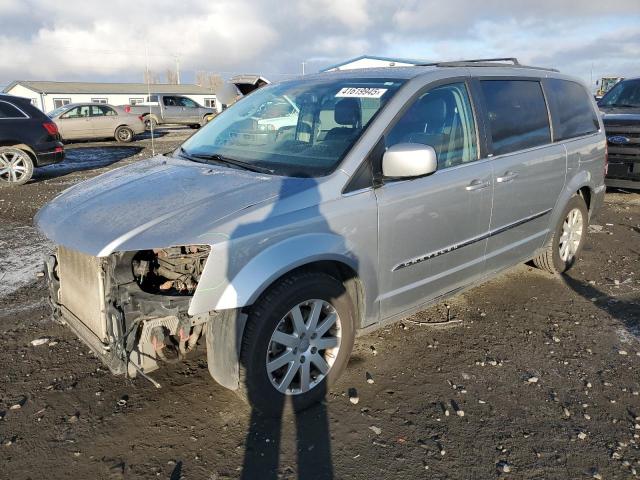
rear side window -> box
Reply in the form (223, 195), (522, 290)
(546, 79), (599, 141)
(91, 105), (117, 116)
(480, 80), (551, 156)
(0, 100), (28, 119)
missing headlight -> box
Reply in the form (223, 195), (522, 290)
(132, 245), (210, 295)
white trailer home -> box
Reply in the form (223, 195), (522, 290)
(3, 81), (221, 113)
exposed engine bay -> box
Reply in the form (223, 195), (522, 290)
(46, 244), (214, 384)
(132, 246), (210, 295)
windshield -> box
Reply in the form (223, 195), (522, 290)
(180, 77), (406, 176)
(48, 105), (72, 118)
(599, 79), (640, 108)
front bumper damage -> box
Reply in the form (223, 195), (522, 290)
(45, 245), (216, 378)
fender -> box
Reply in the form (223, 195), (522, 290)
(189, 232), (358, 315)
(541, 169), (597, 247)
(1, 142), (37, 162)
(196, 233), (358, 391)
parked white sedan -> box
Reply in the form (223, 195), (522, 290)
(48, 103), (145, 143)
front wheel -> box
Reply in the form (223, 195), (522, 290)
(0, 147), (34, 186)
(533, 195), (588, 273)
(237, 271), (355, 415)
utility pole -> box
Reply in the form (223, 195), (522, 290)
(302, 61), (306, 76)
(175, 55), (181, 84)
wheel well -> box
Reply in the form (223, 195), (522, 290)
(0, 143), (37, 164)
(249, 261), (364, 329)
(577, 186), (592, 211)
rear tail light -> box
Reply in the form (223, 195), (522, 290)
(124, 105), (131, 113)
(604, 142), (609, 176)
(43, 122), (58, 136)
(54, 146), (64, 153)
(138, 115), (144, 122)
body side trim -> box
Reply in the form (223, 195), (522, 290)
(392, 208), (552, 272)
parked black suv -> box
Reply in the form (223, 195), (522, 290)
(0, 94), (64, 185)
(598, 77), (640, 189)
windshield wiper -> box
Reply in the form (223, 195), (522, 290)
(607, 104), (640, 108)
(182, 149), (274, 174)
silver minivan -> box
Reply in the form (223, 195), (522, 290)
(36, 58), (606, 414)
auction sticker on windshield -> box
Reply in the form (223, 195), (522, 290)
(336, 87), (388, 98)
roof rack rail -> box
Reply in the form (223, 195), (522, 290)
(416, 57), (559, 72)
(417, 57), (520, 67)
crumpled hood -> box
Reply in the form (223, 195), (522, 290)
(35, 155), (308, 256)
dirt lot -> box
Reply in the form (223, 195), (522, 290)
(1, 129), (639, 479)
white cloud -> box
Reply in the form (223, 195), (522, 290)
(0, 0), (638, 87)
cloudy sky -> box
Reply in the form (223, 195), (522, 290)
(1, 0), (639, 90)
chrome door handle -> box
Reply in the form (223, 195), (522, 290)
(465, 179), (491, 191)
(496, 171), (519, 183)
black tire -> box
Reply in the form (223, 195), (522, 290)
(533, 195), (588, 274)
(143, 116), (157, 131)
(0, 147), (34, 186)
(115, 126), (134, 143)
(237, 271), (356, 416)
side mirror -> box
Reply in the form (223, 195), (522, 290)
(382, 143), (438, 179)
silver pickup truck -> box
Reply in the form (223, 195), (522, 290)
(125, 94), (216, 130)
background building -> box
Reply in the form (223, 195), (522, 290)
(3, 81), (220, 112)
(320, 55), (427, 72)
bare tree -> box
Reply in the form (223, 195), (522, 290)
(143, 69), (160, 85)
(166, 69), (178, 84)
(195, 71), (224, 93)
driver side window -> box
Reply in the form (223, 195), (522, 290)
(386, 83), (478, 169)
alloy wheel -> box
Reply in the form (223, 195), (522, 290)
(0, 150), (30, 183)
(117, 128), (132, 142)
(559, 207), (583, 262)
(266, 299), (341, 395)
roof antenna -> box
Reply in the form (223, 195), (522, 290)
(145, 41), (156, 156)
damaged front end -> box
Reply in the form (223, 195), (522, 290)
(46, 245), (213, 379)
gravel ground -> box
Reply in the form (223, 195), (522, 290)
(0, 129), (639, 479)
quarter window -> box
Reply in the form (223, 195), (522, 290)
(480, 80), (551, 156)
(546, 79), (599, 140)
(0, 101), (28, 119)
(386, 82), (478, 169)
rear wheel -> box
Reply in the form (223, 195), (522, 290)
(143, 116), (157, 131)
(237, 271), (355, 415)
(533, 195), (588, 273)
(115, 126), (134, 143)
(0, 147), (34, 186)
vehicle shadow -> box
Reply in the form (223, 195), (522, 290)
(225, 175), (351, 479)
(31, 146), (142, 182)
(562, 273), (640, 339)
(129, 129), (172, 140)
